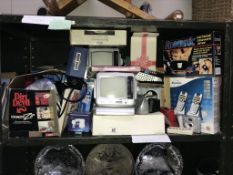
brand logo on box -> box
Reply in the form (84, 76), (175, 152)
(171, 81), (182, 85)
(73, 52), (81, 70)
(11, 113), (35, 120)
(12, 92), (31, 113)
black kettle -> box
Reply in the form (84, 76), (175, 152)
(135, 90), (160, 115)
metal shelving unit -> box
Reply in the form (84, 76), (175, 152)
(0, 15), (232, 174)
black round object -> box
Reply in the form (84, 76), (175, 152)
(135, 143), (183, 175)
(37, 7), (48, 15)
(34, 145), (85, 175)
(85, 144), (134, 175)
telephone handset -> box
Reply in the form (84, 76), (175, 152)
(174, 91), (188, 115)
(187, 93), (202, 117)
(174, 91), (188, 128)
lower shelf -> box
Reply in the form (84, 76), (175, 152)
(2, 139), (222, 175)
(2, 133), (223, 147)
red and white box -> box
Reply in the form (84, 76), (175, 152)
(130, 32), (159, 71)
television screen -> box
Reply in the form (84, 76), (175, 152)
(100, 77), (127, 98)
(89, 48), (121, 67)
(91, 51), (113, 66)
(95, 72), (136, 107)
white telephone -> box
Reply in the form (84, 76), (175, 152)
(187, 93), (202, 117)
(174, 91), (188, 128)
(174, 91), (188, 115)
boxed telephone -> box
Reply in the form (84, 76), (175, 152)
(163, 76), (221, 134)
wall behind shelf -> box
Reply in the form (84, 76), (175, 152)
(0, 0), (192, 20)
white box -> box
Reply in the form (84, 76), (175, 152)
(95, 107), (135, 116)
(70, 29), (127, 46)
(130, 32), (159, 71)
(92, 112), (165, 136)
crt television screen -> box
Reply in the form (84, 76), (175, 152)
(91, 51), (113, 66)
(100, 77), (127, 98)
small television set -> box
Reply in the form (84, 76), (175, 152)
(95, 72), (137, 107)
(88, 48), (122, 67)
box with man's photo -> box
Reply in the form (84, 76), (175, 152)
(163, 31), (222, 76)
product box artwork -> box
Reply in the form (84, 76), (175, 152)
(7, 70), (62, 138)
(163, 31), (221, 75)
(164, 76), (221, 134)
(9, 89), (59, 137)
(67, 112), (91, 134)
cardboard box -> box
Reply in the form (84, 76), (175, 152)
(9, 89), (59, 137)
(92, 112), (165, 136)
(66, 47), (88, 79)
(67, 112), (91, 133)
(164, 76), (221, 134)
(163, 31), (222, 76)
(131, 32), (159, 71)
(70, 29), (127, 46)
(1, 72), (16, 85)
(1, 72), (17, 122)
(7, 70), (63, 137)
(58, 88), (82, 135)
(77, 80), (94, 113)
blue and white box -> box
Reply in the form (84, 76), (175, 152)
(164, 76), (221, 134)
(78, 80), (94, 113)
(67, 112), (91, 134)
(66, 47), (88, 79)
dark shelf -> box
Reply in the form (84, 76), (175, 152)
(3, 133), (223, 147)
(169, 133), (223, 142)
(0, 15), (226, 31)
(67, 16), (226, 30)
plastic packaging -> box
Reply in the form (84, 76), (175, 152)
(34, 145), (85, 175)
(85, 144), (134, 175)
(135, 143), (183, 175)
(26, 78), (61, 111)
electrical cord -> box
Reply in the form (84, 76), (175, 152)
(58, 86), (87, 118)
